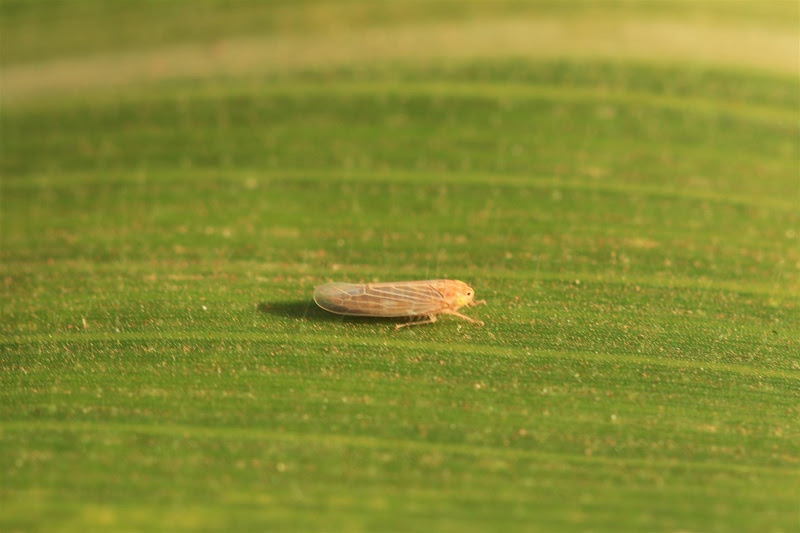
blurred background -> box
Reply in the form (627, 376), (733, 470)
(2, 1), (797, 98)
(2, 2), (798, 532)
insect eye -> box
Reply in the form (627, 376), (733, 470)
(467, 291), (472, 296)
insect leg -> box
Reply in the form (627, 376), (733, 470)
(442, 309), (484, 326)
(395, 315), (438, 330)
(470, 299), (487, 306)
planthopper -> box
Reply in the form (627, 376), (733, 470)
(313, 279), (485, 329)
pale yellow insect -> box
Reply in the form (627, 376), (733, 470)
(313, 279), (486, 329)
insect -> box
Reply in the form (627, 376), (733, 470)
(313, 279), (486, 329)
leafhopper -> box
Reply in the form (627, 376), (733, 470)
(313, 279), (485, 329)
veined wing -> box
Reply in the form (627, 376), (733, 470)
(314, 281), (447, 317)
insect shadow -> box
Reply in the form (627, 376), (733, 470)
(256, 300), (325, 320)
(256, 300), (404, 326)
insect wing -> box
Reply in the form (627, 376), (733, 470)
(314, 283), (368, 315)
(314, 281), (446, 317)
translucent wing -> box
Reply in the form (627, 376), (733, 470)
(313, 281), (447, 317)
